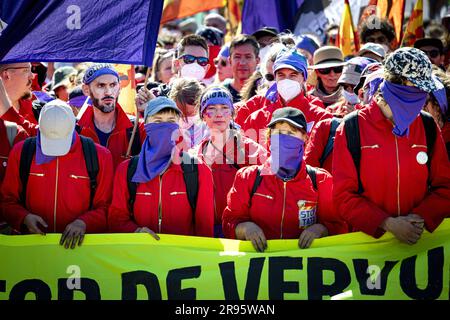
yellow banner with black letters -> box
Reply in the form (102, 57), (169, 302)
(1, 219), (449, 300)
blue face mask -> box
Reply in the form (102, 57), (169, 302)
(269, 133), (304, 180)
(380, 81), (428, 137)
(132, 122), (180, 183)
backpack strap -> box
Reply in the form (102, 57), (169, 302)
(306, 165), (318, 190)
(343, 111), (363, 194)
(75, 124), (82, 134)
(19, 137), (37, 205)
(250, 168), (263, 201)
(4, 121), (18, 148)
(126, 119), (141, 156)
(127, 155), (140, 213)
(419, 111), (437, 187)
(79, 136), (99, 210)
(180, 152), (198, 217)
(319, 117), (342, 167)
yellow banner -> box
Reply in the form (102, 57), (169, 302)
(114, 64), (136, 115)
(1, 219), (449, 300)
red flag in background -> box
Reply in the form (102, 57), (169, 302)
(377, 0), (406, 48)
(401, 0), (424, 47)
(225, 0), (242, 37)
(161, 0), (224, 24)
(337, 0), (360, 57)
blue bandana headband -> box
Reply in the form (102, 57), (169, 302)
(83, 63), (120, 84)
(200, 88), (234, 114)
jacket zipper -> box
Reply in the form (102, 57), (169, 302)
(361, 144), (379, 149)
(280, 181), (287, 239)
(170, 191), (186, 196)
(54, 158), (59, 232)
(254, 193), (274, 200)
(411, 144), (427, 149)
(136, 192), (152, 196)
(70, 174), (89, 180)
(158, 175), (163, 233)
(394, 136), (400, 216)
(29, 173), (45, 177)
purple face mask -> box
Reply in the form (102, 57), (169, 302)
(269, 133), (304, 180)
(380, 81), (428, 137)
(36, 131), (76, 165)
(132, 122), (179, 183)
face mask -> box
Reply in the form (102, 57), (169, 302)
(180, 63), (206, 81)
(342, 90), (360, 105)
(259, 46), (270, 62)
(277, 79), (302, 102)
(269, 133), (304, 180)
(132, 122), (180, 183)
(380, 80), (428, 137)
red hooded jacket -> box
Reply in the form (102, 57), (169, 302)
(108, 156), (215, 237)
(223, 160), (347, 240)
(332, 100), (450, 238)
(0, 120), (29, 183)
(1, 98), (38, 136)
(76, 104), (146, 169)
(1, 134), (114, 233)
(196, 132), (268, 225)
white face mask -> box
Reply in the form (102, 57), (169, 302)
(342, 90), (360, 105)
(259, 46), (270, 62)
(180, 63), (206, 81)
(277, 79), (302, 101)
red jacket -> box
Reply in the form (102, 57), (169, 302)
(77, 104), (146, 169)
(304, 117), (335, 174)
(1, 98), (38, 136)
(240, 94), (332, 146)
(332, 100), (450, 238)
(108, 155), (215, 237)
(1, 134), (114, 233)
(223, 160), (347, 240)
(0, 120), (29, 183)
(196, 133), (268, 225)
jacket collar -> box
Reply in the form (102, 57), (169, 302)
(77, 103), (133, 133)
(260, 157), (307, 182)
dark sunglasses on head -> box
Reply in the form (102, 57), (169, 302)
(214, 59), (227, 67)
(317, 66), (343, 75)
(421, 49), (440, 58)
(179, 54), (209, 67)
(265, 73), (274, 82)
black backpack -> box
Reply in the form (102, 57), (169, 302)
(126, 152), (199, 221)
(19, 136), (99, 209)
(343, 110), (437, 194)
(249, 165), (319, 203)
(319, 117), (342, 167)
(75, 117), (141, 156)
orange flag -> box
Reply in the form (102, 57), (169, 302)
(401, 0), (424, 47)
(377, 0), (406, 47)
(113, 64), (137, 115)
(161, 0), (224, 24)
(337, 0), (360, 57)
(225, 0), (242, 36)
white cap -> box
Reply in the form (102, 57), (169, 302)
(38, 100), (76, 156)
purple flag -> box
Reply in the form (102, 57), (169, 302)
(0, 0), (163, 66)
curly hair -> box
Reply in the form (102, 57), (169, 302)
(359, 17), (396, 43)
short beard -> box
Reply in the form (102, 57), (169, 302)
(21, 90), (32, 100)
(92, 96), (116, 113)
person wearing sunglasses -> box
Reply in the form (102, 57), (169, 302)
(0, 63), (38, 136)
(223, 107), (347, 252)
(309, 46), (347, 107)
(414, 38), (445, 71)
(173, 34), (210, 82)
(195, 86), (267, 238)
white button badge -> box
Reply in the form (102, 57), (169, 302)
(416, 151), (428, 165)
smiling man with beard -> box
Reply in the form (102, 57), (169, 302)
(77, 63), (146, 169)
(0, 63), (38, 135)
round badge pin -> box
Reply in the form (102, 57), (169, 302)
(416, 151), (428, 165)
(2, 161), (6, 167)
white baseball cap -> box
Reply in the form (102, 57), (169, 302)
(38, 99), (76, 156)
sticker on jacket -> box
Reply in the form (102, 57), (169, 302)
(297, 200), (317, 228)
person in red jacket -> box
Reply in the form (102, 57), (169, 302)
(195, 86), (268, 237)
(0, 63), (38, 136)
(239, 49), (332, 146)
(78, 63), (146, 169)
(1, 100), (114, 248)
(108, 96), (214, 238)
(223, 107), (347, 252)
(333, 47), (450, 245)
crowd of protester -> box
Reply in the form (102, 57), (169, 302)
(0, 10), (449, 251)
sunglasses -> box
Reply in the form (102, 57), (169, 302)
(214, 59), (227, 67)
(179, 54), (209, 67)
(265, 73), (274, 82)
(317, 66), (343, 75)
(421, 49), (440, 58)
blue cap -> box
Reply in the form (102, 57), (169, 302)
(83, 63), (119, 85)
(144, 97), (181, 120)
(273, 50), (309, 81)
(218, 44), (230, 58)
(296, 35), (319, 56)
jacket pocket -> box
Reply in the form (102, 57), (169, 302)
(136, 192), (152, 196)
(253, 192), (274, 200)
(361, 144), (380, 149)
(29, 172), (45, 177)
(69, 174), (89, 180)
(170, 191), (187, 196)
